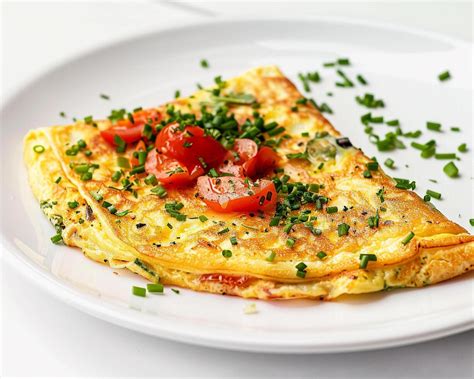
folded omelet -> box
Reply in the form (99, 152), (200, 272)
(24, 66), (473, 299)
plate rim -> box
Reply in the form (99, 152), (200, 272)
(1, 16), (473, 353)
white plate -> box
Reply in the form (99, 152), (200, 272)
(1, 18), (473, 353)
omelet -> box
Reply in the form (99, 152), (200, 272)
(23, 66), (474, 299)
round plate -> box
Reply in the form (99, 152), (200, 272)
(1, 18), (472, 353)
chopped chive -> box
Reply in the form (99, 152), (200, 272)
(470, 219), (474, 226)
(337, 58), (350, 65)
(114, 134), (127, 153)
(451, 127), (461, 132)
(366, 161), (379, 171)
(266, 251), (276, 262)
(50, 234), (62, 244)
(230, 236), (238, 245)
(132, 286), (146, 297)
(326, 206), (338, 214)
(33, 145), (45, 153)
(286, 238), (296, 247)
(171, 288), (180, 294)
(217, 227), (229, 235)
(337, 223), (350, 236)
(100, 93), (110, 100)
(424, 194), (431, 202)
(174, 90), (180, 98)
(384, 158), (395, 168)
(130, 165), (145, 175)
(386, 119), (400, 126)
(316, 251), (327, 260)
(426, 189), (441, 200)
(438, 70), (451, 81)
(144, 174), (157, 186)
(166, 222), (173, 229)
(443, 161), (459, 178)
(116, 210), (130, 217)
(59, 111), (66, 118)
(458, 143), (467, 153)
(90, 191), (103, 201)
(84, 115), (93, 125)
(200, 59), (209, 68)
(147, 283), (164, 293)
(198, 215), (208, 222)
(269, 216), (280, 226)
(55, 176), (62, 184)
(435, 153), (457, 160)
(356, 74), (367, 85)
(401, 231), (415, 245)
(296, 270), (306, 278)
(426, 121), (442, 132)
(117, 156), (130, 168)
(68, 200), (79, 209)
(137, 151), (147, 165)
(222, 249), (232, 258)
(80, 172), (93, 181)
(150, 185), (167, 198)
(359, 254), (377, 269)
(295, 262), (307, 271)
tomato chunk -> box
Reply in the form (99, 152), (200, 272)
(225, 139), (278, 178)
(101, 109), (162, 146)
(155, 123), (226, 171)
(197, 176), (277, 212)
(145, 148), (203, 187)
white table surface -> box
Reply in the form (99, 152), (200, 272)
(1, 1), (473, 377)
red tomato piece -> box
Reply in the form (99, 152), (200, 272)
(197, 176), (277, 213)
(101, 109), (162, 146)
(199, 274), (252, 288)
(145, 148), (203, 187)
(155, 123), (227, 171)
(243, 146), (279, 178)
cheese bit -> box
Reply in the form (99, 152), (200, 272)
(438, 70), (451, 81)
(266, 251), (276, 262)
(33, 145), (45, 153)
(426, 121), (442, 132)
(316, 251), (327, 260)
(443, 161), (459, 178)
(200, 59), (209, 68)
(243, 303), (258, 315)
(359, 254), (377, 269)
(384, 158), (395, 169)
(147, 283), (164, 293)
(458, 143), (468, 153)
(68, 201), (79, 209)
(132, 286), (146, 297)
(426, 190), (441, 200)
(337, 223), (350, 236)
(401, 231), (415, 245)
(222, 249), (232, 258)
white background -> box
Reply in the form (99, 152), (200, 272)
(1, 1), (473, 377)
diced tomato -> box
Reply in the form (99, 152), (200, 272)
(243, 146), (279, 178)
(101, 109), (162, 146)
(197, 176), (277, 213)
(155, 123), (226, 171)
(225, 139), (278, 178)
(217, 161), (244, 177)
(199, 274), (252, 288)
(145, 148), (204, 187)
